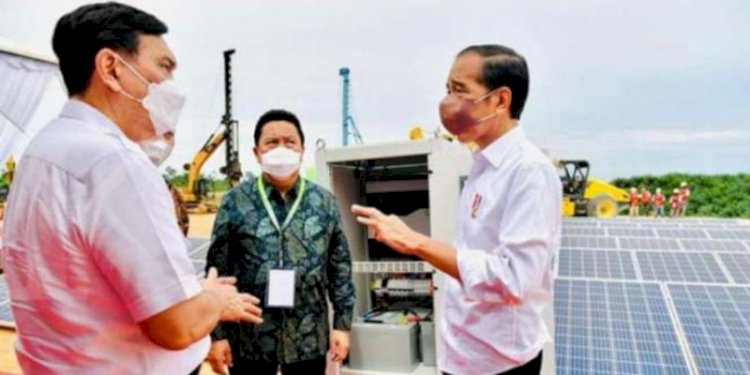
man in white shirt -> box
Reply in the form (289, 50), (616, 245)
(352, 45), (561, 375)
(1, 3), (262, 374)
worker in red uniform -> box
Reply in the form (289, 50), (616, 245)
(652, 188), (665, 217)
(678, 181), (691, 216)
(629, 187), (640, 217)
(670, 188), (681, 217)
(640, 187), (651, 216)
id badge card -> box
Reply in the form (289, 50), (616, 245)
(266, 269), (296, 308)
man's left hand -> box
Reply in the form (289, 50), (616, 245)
(351, 204), (425, 255)
(330, 329), (350, 363)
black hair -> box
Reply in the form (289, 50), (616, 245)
(52, 2), (168, 96)
(254, 109), (305, 146)
(458, 44), (529, 119)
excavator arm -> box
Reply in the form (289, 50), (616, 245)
(181, 126), (227, 204)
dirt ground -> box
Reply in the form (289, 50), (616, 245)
(0, 213), (218, 373)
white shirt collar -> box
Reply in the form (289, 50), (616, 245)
(59, 99), (125, 138)
(478, 125), (524, 168)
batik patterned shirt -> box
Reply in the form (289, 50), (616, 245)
(207, 176), (355, 363)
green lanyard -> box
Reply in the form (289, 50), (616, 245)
(257, 176), (307, 267)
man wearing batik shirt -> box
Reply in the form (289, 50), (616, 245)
(205, 109), (355, 375)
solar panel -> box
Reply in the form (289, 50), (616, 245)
(563, 219), (601, 226)
(188, 238), (211, 259)
(619, 237), (681, 251)
(707, 229), (750, 241)
(667, 284), (750, 375)
(562, 227), (607, 236)
(699, 218), (742, 224)
(718, 253), (750, 284)
(636, 251), (729, 283)
(0, 276), (8, 302)
(0, 302), (13, 322)
(598, 221), (642, 229)
(649, 222), (691, 229)
(680, 239), (748, 252)
(682, 223), (729, 230)
(562, 236), (618, 250)
(192, 259), (207, 277)
(0, 275), (12, 323)
(558, 249), (637, 279)
(607, 227), (657, 238)
(555, 279), (691, 375)
(655, 228), (709, 239)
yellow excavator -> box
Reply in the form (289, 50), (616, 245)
(170, 49), (243, 233)
(557, 160), (629, 218)
(179, 124), (240, 213)
(0, 155), (15, 220)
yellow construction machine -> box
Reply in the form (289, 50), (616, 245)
(179, 125), (239, 213)
(178, 49), (242, 214)
(557, 160), (629, 218)
(169, 49), (242, 235)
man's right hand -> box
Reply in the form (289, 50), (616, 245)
(203, 267), (264, 324)
(207, 339), (233, 375)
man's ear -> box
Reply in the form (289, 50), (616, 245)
(496, 87), (512, 114)
(95, 48), (124, 93)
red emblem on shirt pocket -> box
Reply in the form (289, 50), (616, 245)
(471, 193), (482, 219)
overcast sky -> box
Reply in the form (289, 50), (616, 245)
(2, 0), (749, 179)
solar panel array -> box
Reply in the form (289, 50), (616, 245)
(1, 215), (748, 374)
(0, 276), (10, 324)
(557, 217), (750, 375)
(555, 279), (691, 375)
(668, 284), (750, 375)
(0, 238), (213, 326)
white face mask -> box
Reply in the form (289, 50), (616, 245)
(138, 137), (174, 167)
(115, 54), (186, 136)
(261, 146), (301, 179)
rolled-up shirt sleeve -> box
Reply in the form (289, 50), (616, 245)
(457, 163), (560, 304)
(82, 150), (202, 322)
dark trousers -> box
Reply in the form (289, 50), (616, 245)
(443, 351), (542, 375)
(231, 356), (327, 375)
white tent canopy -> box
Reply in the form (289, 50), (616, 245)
(0, 37), (61, 164)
